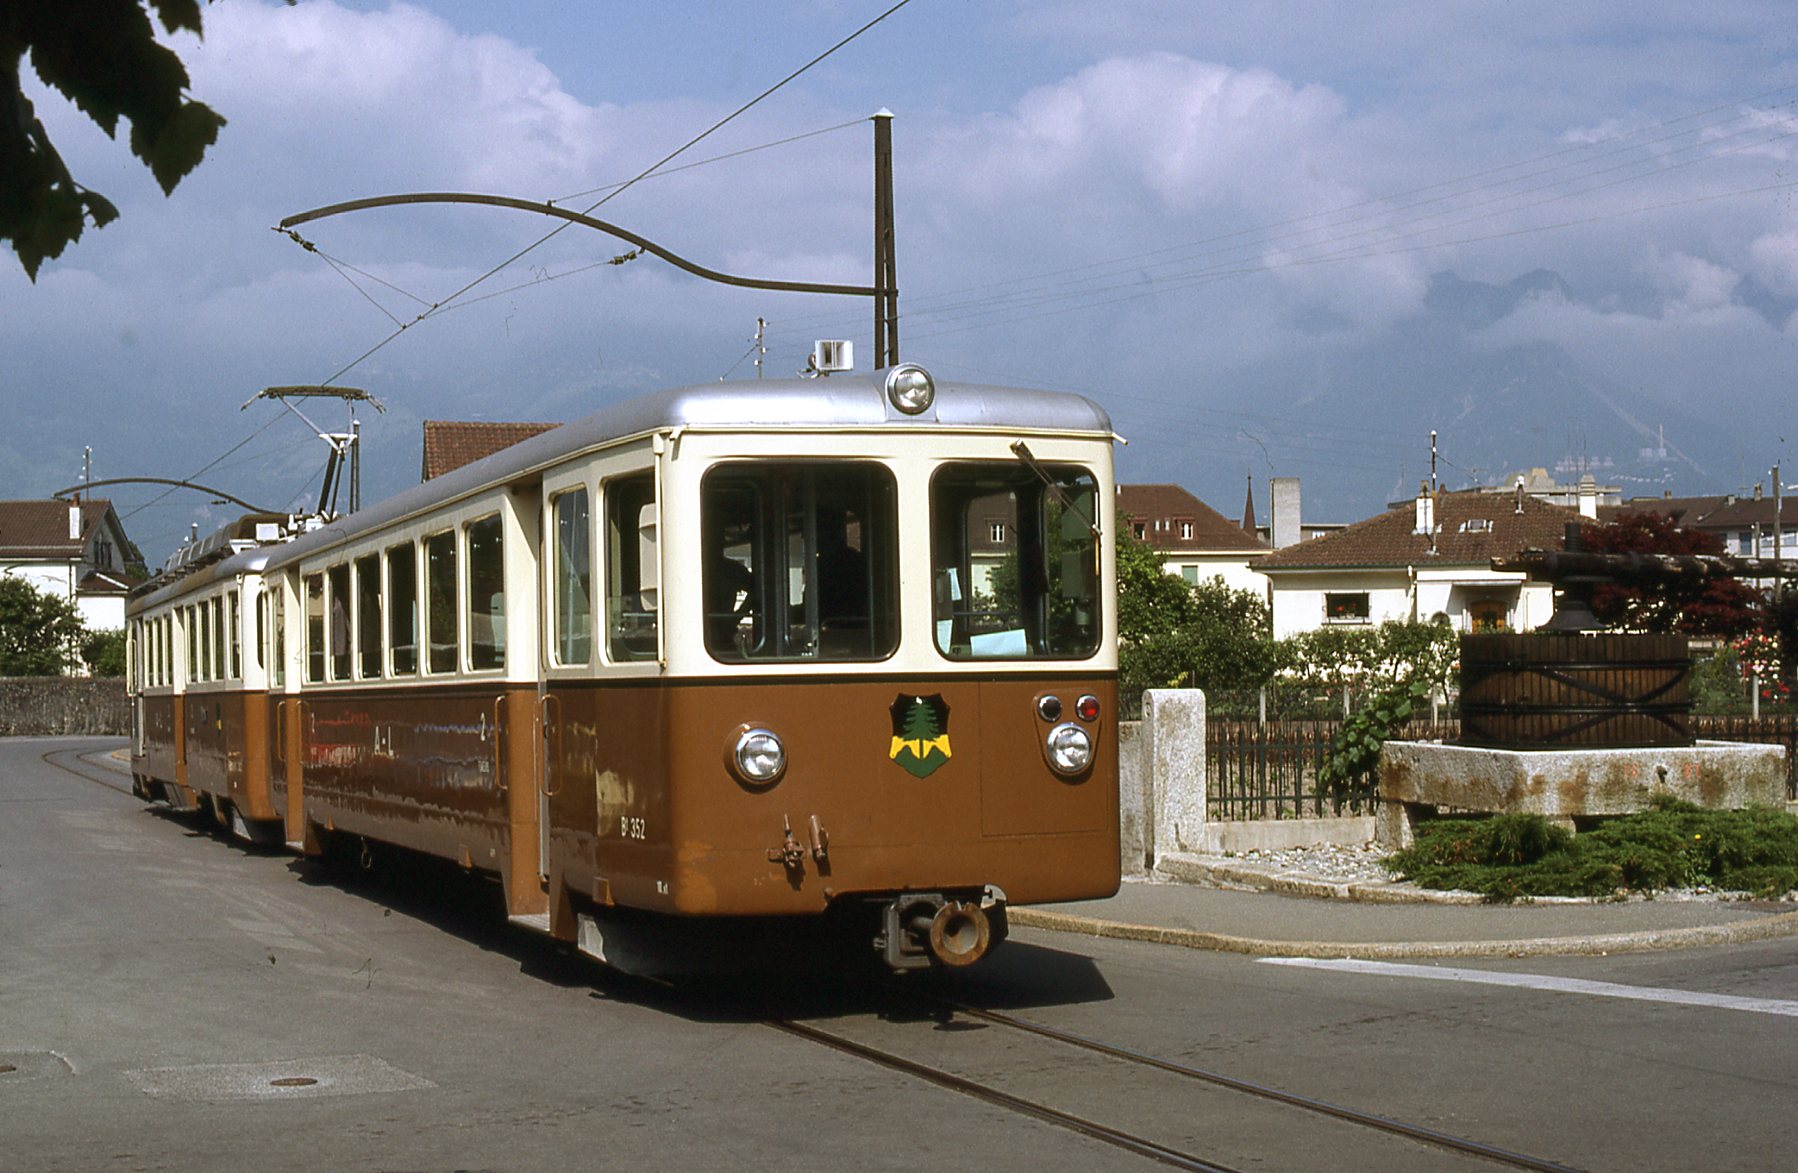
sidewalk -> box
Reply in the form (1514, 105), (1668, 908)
(1009, 855), (1798, 959)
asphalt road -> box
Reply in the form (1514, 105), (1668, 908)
(4, 737), (1795, 1172)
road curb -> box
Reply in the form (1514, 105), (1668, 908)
(1006, 905), (1798, 958)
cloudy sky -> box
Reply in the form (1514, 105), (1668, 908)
(7, 0), (1798, 565)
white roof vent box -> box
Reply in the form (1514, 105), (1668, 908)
(809, 339), (853, 375)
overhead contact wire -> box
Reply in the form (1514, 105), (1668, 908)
(315, 0), (918, 388)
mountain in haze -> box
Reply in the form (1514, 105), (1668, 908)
(1210, 268), (1747, 525)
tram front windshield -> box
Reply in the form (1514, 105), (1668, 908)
(702, 463), (898, 662)
(931, 462), (1100, 660)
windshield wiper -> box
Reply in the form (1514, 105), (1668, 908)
(1009, 441), (1101, 540)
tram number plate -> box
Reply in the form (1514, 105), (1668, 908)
(619, 816), (647, 840)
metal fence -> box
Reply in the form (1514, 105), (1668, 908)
(1206, 718), (1460, 821)
(1205, 712), (1798, 821)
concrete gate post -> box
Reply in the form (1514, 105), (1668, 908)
(1144, 689), (1206, 865)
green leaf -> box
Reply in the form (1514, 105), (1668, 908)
(132, 99), (225, 193)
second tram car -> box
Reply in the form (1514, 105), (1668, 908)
(128, 364), (1120, 970)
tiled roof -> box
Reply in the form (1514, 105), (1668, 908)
(1116, 483), (1268, 553)
(1258, 491), (1578, 570)
(0, 499), (112, 559)
(1601, 495), (1730, 527)
(421, 420), (560, 481)
(1678, 496), (1798, 530)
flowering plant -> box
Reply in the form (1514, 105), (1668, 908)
(1733, 633), (1789, 703)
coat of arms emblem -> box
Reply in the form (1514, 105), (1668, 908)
(888, 694), (951, 778)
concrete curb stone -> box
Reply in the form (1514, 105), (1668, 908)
(1006, 904), (1798, 959)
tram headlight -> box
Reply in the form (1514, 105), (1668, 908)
(1044, 722), (1093, 776)
(732, 727), (787, 785)
(884, 363), (935, 415)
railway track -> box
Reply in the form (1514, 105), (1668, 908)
(768, 987), (1583, 1172)
(39, 744), (137, 798)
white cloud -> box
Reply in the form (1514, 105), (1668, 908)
(1748, 230), (1798, 297)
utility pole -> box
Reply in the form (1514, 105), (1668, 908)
(1428, 430), (1439, 556)
(872, 109), (898, 369)
(1774, 462), (1783, 601)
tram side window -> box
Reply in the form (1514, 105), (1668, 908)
(466, 515), (505, 671)
(327, 565), (353, 680)
(930, 462), (1100, 660)
(199, 600), (213, 681)
(252, 587), (264, 672)
(551, 488), (592, 666)
(388, 544), (417, 675)
(356, 554), (383, 679)
(700, 463), (898, 662)
(605, 475), (658, 662)
(229, 589), (241, 679)
(304, 574), (326, 684)
(425, 531), (457, 674)
(271, 588), (286, 689)
(213, 597), (226, 679)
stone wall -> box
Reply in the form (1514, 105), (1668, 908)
(0, 677), (129, 736)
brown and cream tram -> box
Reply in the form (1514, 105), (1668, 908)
(129, 363), (1119, 970)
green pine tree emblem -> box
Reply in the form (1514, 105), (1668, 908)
(888, 694), (952, 778)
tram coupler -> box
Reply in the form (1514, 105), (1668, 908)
(877, 889), (1006, 970)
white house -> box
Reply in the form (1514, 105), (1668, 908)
(1258, 485), (1571, 639)
(0, 499), (142, 632)
(1115, 483), (1269, 595)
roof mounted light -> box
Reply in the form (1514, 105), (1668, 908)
(884, 364), (935, 415)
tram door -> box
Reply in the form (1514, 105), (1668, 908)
(542, 484), (593, 883)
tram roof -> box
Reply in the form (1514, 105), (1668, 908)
(131, 544), (281, 612)
(257, 369), (1113, 571)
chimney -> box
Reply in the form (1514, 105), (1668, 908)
(1414, 480), (1434, 535)
(1578, 474), (1598, 520)
(67, 502), (81, 541)
(1514, 476), (1525, 515)
(1270, 477), (1301, 549)
(1753, 483), (1763, 501)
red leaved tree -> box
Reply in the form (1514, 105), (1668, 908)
(1578, 512), (1761, 637)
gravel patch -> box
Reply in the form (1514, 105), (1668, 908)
(1221, 842), (1392, 884)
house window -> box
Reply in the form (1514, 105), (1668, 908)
(1181, 566), (1199, 585)
(988, 520), (1006, 543)
(1132, 523), (1146, 540)
(1180, 521), (1193, 540)
(1459, 518), (1491, 533)
(1469, 601), (1508, 633)
(1325, 592), (1371, 623)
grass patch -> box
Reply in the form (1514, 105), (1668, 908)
(1382, 801), (1798, 901)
